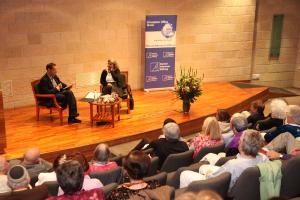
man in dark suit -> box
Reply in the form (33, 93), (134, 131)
(38, 63), (81, 123)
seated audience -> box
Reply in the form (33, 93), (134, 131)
(47, 160), (104, 200)
(0, 156), (11, 194)
(225, 115), (248, 156)
(216, 109), (231, 134)
(9, 148), (52, 179)
(256, 98), (288, 132)
(180, 130), (268, 189)
(189, 117), (223, 158)
(149, 122), (189, 168)
(175, 190), (223, 200)
(89, 143), (118, 173)
(263, 105), (300, 143)
(264, 132), (300, 160)
(57, 152), (103, 196)
(35, 154), (67, 186)
(247, 100), (265, 129)
(107, 150), (174, 200)
(3, 165), (48, 200)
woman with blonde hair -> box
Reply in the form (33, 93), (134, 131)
(189, 117), (224, 158)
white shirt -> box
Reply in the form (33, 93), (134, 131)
(210, 153), (269, 189)
(35, 171), (57, 186)
(0, 175), (11, 193)
(106, 72), (115, 83)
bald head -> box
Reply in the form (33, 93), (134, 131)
(94, 143), (110, 163)
(0, 156), (9, 174)
(24, 148), (40, 164)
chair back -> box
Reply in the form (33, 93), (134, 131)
(147, 156), (159, 177)
(187, 172), (231, 198)
(280, 155), (300, 198)
(231, 166), (261, 200)
(31, 79), (40, 103)
(161, 150), (194, 173)
(143, 172), (167, 186)
(215, 156), (236, 166)
(193, 143), (225, 163)
(43, 181), (59, 196)
(120, 71), (128, 84)
(89, 166), (122, 185)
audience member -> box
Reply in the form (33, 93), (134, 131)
(263, 105), (300, 143)
(35, 154), (67, 186)
(256, 98), (288, 131)
(149, 122), (189, 168)
(107, 150), (174, 200)
(180, 130), (268, 189)
(57, 152), (103, 196)
(0, 156), (11, 194)
(216, 109), (231, 134)
(264, 132), (300, 160)
(3, 165), (48, 200)
(89, 143), (118, 173)
(225, 115), (248, 156)
(175, 190), (223, 200)
(189, 117), (223, 158)
(247, 100), (265, 129)
(47, 160), (104, 200)
(9, 148), (52, 179)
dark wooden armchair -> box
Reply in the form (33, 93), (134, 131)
(99, 71), (132, 114)
(31, 80), (66, 125)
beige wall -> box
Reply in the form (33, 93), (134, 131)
(252, 0), (300, 88)
(1, 0), (299, 109)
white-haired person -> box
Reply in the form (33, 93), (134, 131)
(189, 117), (224, 158)
(262, 105), (300, 143)
(225, 114), (249, 156)
(89, 143), (118, 173)
(255, 98), (288, 132)
(9, 148), (52, 179)
(149, 122), (189, 168)
(180, 130), (268, 190)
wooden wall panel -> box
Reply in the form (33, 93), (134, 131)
(0, 91), (6, 154)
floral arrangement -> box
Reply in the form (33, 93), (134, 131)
(174, 67), (203, 104)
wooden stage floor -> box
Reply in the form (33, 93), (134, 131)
(3, 82), (269, 160)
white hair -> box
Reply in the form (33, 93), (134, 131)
(270, 99), (288, 119)
(287, 105), (300, 125)
(163, 122), (180, 140)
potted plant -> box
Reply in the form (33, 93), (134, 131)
(174, 67), (203, 114)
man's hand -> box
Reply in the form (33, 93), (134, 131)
(266, 150), (282, 159)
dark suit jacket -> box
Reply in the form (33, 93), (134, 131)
(149, 138), (189, 168)
(38, 73), (67, 94)
(100, 69), (125, 89)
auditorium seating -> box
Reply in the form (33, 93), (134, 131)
(143, 172), (168, 186)
(175, 172), (231, 198)
(193, 143), (225, 163)
(89, 166), (122, 186)
(160, 149), (194, 173)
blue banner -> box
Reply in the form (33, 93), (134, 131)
(144, 15), (177, 90)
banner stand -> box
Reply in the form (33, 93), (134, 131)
(144, 15), (177, 91)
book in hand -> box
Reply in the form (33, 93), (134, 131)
(62, 85), (72, 90)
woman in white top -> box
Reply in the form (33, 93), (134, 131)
(100, 60), (127, 98)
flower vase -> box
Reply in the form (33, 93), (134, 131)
(183, 99), (191, 114)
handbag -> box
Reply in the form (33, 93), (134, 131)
(129, 94), (134, 110)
